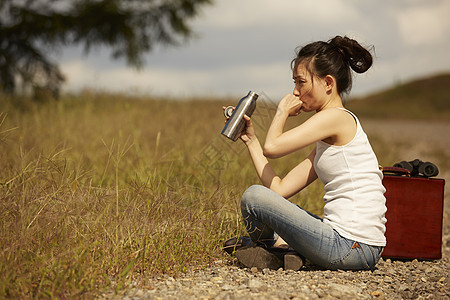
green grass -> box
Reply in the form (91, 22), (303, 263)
(0, 93), (323, 298)
(347, 73), (450, 120)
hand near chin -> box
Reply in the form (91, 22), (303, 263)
(279, 94), (303, 116)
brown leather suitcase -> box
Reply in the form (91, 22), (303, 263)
(381, 167), (445, 259)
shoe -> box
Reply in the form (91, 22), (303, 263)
(222, 236), (252, 254)
(284, 252), (304, 271)
(235, 245), (283, 270)
(224, 237), (304, 271)
(235, 245), (304, 271)
(268, 247), (304, 271)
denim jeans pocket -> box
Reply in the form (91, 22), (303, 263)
(328, 240), (372, 270)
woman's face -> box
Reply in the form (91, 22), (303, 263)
(292, 63), (328, 112)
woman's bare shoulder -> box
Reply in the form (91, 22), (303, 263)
(306, 107), (352, 125)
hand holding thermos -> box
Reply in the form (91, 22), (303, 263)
(221, 91), (258, 141)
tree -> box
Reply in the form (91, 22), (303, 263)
(0, 0), (212, 98)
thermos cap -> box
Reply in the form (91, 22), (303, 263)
(247, 91), (258, 100)
(224, 106), (234, 118)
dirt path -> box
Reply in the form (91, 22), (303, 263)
(362, 118), (449, 192)
(362, 119), (450, 158)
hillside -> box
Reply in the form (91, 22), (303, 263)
(346, 73), (450, 120)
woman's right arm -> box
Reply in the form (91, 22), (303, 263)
(243, 115), (318, 198)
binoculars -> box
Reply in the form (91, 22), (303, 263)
(394, 159), (439, 178)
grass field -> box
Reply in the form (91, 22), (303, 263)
(0, 93), (319, 298)
(0, 88), (448, 298)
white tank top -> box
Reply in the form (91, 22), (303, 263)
(314, 108), (387, 246)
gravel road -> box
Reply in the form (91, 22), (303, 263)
(100, 119), (450, 299)
(100, 216), (449, 299)
(101, 255), (449, 299)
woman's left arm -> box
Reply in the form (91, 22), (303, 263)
(247, 138), (318, 198)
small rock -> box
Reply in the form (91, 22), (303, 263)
(247, 278), (266, 292)
(210, 276), (223, 283)
(371, 290), (382, 297)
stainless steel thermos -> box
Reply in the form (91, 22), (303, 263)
(221, 91), (258, 141)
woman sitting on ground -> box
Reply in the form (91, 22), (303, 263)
(224, 35), (386, 271)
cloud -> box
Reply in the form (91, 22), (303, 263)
(59, 0), (450, 99)
(200, 0), (360, 30)
(396, 0), (450, 46)
(61, 59), (293, 99)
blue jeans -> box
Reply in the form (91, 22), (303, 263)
(241, 185), (384, 270)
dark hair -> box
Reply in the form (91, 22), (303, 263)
(291, 36), (373, 95)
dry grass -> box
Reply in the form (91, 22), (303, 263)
(0, 93), (321, 298)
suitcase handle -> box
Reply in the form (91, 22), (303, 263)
(380, 166), (411, 176)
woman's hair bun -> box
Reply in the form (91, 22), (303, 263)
(329, 36), (373, 74)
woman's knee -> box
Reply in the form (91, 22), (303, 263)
(241, 185), (270, 207)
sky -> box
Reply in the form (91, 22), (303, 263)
(59, 0), (450, 100)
